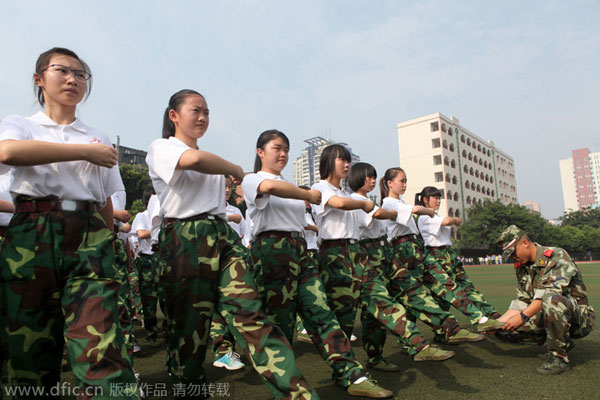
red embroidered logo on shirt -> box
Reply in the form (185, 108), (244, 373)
(543, 249), (554, 257)
(90, 138), (99, 143)
(514, 261), (522, 269)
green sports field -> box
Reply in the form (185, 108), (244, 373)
(65, 263), (600, 400)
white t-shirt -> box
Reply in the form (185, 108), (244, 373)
(132, 210), (153, 255)
(0, 171), (14, 227)
(418, 214), (452, 247)
(381, 196), (418, 239)
(351, 192), (385, 240)
(242, 172), (307, 241)
(0, 112), (124, 206)
(304, 211), (318, 250)
(146, 194), (161, 245)
(111, 190), (127, 234)
(226, 203), (246, 238)
(146, 137), (226, 219)
(311, 180), (360, 241)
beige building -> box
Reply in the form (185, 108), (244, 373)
(559, 148), (600, 212)
(293, 136), (360, 187)
(397, 113), (517, 218)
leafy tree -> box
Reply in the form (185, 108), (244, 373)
(560, 207), (600, 229)
(119, 164), (152, 209)
(458, 200), (548, 251)
(129, 199), (146, 222)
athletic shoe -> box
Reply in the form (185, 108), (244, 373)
(347, 377), (394, 398)
(213, 351), (245, 370)
(296, 331), (312, 343)
(133, 339), (142, 353)
(350, 333), (358, 342)
(413, 344), (455, 362)
(366, 358), (402, 372)
(476, 318), (506, 332)
(536, 353), (570, 375)
(447, 329), (485, 343)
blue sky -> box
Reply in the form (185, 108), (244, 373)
(2, 0), (599, 219)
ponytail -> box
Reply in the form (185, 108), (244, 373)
(379, 177), (389, 205)
(162, 89), (204, 139)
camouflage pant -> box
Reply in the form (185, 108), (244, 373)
(496, 293), (595, 360)
(126, 253), (143, 322)
(134, 254), (158, 339)
(114, 239), (134, 362)
(0, 205), (138, 399)
(426, 246), (498, 318)
(318, 240), (427, 357)
(160, 216), (317, 399)
(209, 312), (236, 359)
(251, 235), (364, 387)
(152, 252), (167, 335)
(361, 239), (461, 362)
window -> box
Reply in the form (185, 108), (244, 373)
(435, 172), (443, 182)
(473, 155), (478, 164)
(477, 144), (481, 152)
(467, 138), (471, 145)
(449, 143), (454, 152)
(465, 180), (470, 188)
(441, 123), (447, 132)
(453, 192), (459, 201)
(430, 122), (439, 132)
(464, 165), (468, 173)
(444, 156), (450, 166)
(468, 153), (473, 161)
(433, 155), (442, 165)
(466, 196), (471, 205)
(455, 209), (460, 217)
(469, 167), (474, 175)
(443, 140), (448, 149)
(432, 138), (441, 149)
(448, 208), (454, 217)
(445, 174), (451, 183)
(451, 160), (456, 168)
(452, 176), (458, 184)
(462, 150), (467, 158)
(461, 134), (465, 143)
(447, 190), (452, 199)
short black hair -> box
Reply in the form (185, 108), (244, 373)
(415, 186), (442, 206)
(142, 186), (155, 205)
(348, 162), (377, 192)
(319, 144), (351, 180)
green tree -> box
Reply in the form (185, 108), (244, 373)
(119, 164), (152, 209)
(458, 200), (549, 251)
(559, 207), (600, 229)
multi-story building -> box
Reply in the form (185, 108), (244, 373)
(293, 136), (360, 187)
(559, 148), (600, 212)
(396, 113), (518, 218)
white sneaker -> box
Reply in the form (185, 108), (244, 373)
(213, 351), (245, 370)
(350, 334), (358, 342)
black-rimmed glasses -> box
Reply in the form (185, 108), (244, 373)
(41, 64), (91, 82)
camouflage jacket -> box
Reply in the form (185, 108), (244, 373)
(513, 244), (590, 308)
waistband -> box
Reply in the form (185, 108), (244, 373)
(426, 245), (450, 250)
(256, 230), (304, 241)
(320, 238), (358, 249)
(358, 237), (388, 249)
(164, 212), (215, 225)
(390, 234), (416, 246)
(15, 196), (99, 213)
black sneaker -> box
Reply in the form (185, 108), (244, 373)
(536, 353), (570, 375)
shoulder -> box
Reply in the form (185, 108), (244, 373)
(0, 114), (33, 135)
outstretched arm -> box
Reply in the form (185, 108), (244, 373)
(257, 180), (321, 205)
(177, 149), (244, 181)
(327, 196), (374, 213)
(0, 140), (118, 168)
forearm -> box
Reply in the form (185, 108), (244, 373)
(441, 217), (459, 226)
(99, 197), (114, 231)
(0, 200), (14, 213)
(374, 208), (396, 220)
(136, 229), (151, 239)
(0, 140), (91, 166)
(304, 224), (318, 232)
(412, 205), (434, 217)
(258, 179), (309, 201)
(177, 149), (243, 179)
(523, 299), (542, 318)
(327, 196), (364, 210)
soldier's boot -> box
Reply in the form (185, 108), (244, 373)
(446, 329), (485, 343)
(536, 353), (570, 375)
(413, 344), (455, 362)
(476, 318), (506, 332)
(347, 376), (394, 398)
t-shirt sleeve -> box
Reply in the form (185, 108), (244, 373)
(242, 173), (269, 210)
(147, 139), (189, 186)
(311, 182), (335, 216)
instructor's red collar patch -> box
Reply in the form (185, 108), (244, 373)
(543, 249), (554, 257)
(514, 261), (522, 269)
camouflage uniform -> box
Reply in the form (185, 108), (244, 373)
(114, 238), (135, 361)
(361, 239), (462, 362)
(318, 240), (428, 357)
(495, 237), (595, 360)
(134, 254), (158, 339)
(0, 198), (139, 399)
(160, 216), (317, 399)
(393, 237), (491, 324)
(251, 234), (365, 387)
(209, 312), (236, 360)
(425, 246), (498, 318)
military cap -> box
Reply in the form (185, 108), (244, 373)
(497, 225), (526, 260)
